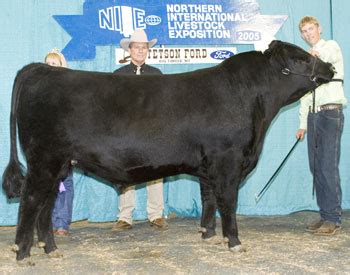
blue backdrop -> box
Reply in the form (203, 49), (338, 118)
(0, 0), (349, 225)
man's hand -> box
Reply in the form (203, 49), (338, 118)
(309, 49), (320, 57)
(296, 129), (306, 140)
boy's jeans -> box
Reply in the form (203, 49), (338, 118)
(307, 108), (344, 225)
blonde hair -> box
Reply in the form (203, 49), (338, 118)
(299, 16), (320, 31)
(44, 48), (68, 68)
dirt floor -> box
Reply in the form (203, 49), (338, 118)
(0, 211), (349, 274)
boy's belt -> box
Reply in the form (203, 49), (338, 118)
(309, 103), (342, 113)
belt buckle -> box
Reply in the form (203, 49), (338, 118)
(316, 105), (321, 113)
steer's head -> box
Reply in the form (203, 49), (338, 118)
(264, 40), (335, 105)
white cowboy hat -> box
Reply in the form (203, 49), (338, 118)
(120, 29), (157, 51)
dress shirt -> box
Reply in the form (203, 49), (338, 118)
(299, 39), (347, 129)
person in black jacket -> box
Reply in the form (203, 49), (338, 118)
(112, 29), (168, 231)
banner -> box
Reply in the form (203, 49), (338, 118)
(54, 0), (287, 60)
(116, 46), (237, 64)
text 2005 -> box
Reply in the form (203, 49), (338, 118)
(236, 31), (261, 41)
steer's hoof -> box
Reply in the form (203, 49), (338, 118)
(202, 235), (222, 245)
(48, 249), (63, 258)
(11, 244), (19, 252)
(17, 257), (35, 266)
(37, 241), (46, 248)
(229, 244), (247, 253)
(198, 227), (207, 233)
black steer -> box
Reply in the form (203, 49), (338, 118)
(3, 40), (334, 262)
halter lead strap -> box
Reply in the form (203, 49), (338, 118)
(330, 78), (344, 84)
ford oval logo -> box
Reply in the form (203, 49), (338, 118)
(145, 15), (161, 26)
(210, 50), (235, 60)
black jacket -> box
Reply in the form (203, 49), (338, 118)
(113, 62), (162, 75)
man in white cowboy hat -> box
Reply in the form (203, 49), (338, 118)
(113, 28), (161, 75)
(112, 29), (168, 231)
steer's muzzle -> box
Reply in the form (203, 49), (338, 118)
(327, 62), (337, 74)
(314, 61), (335, 85)
(332, 66), (336, 74)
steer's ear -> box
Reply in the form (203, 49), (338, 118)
(268, 40), (281, 49)
(264, 40), (286, 70)
(264, 40), (281, 55)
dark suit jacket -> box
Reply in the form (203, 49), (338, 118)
(113, 62), (162, 75)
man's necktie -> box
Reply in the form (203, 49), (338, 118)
(136, 66), (141, 75)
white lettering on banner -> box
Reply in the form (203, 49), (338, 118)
(98, 3), (258, 44)
(166, 4), (222, 13)
(115, 47), (237, 65)
(166, 4), (247, 40)
(169, 29), (230, 39)
(168, 21), (226, 30)
(167, 12), (245, 22)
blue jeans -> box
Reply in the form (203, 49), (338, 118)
(52, 173), (74, 230)
(307, 108), (344, 225)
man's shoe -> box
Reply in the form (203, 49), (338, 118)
(54, 228), (69, 236)
(313, 221), (341, 236)
(112, 220), (132, 231)
(150, 217), (169, 230)
(305, 220), (324, 232)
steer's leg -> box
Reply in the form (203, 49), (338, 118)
(215, 181), (242, 251)
(14, 166), (58, 262)
(199, 177), (217, 239)
(35, 190), (58, 255)
(14, 175), (45, 261)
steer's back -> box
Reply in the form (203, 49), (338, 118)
(15, 59), (263, 184)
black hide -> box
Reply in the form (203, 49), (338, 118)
(2, 40), (334, 260)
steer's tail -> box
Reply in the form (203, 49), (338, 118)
(2, 71), (26, 198)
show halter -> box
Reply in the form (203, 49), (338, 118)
(281, 55), (319, 85)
